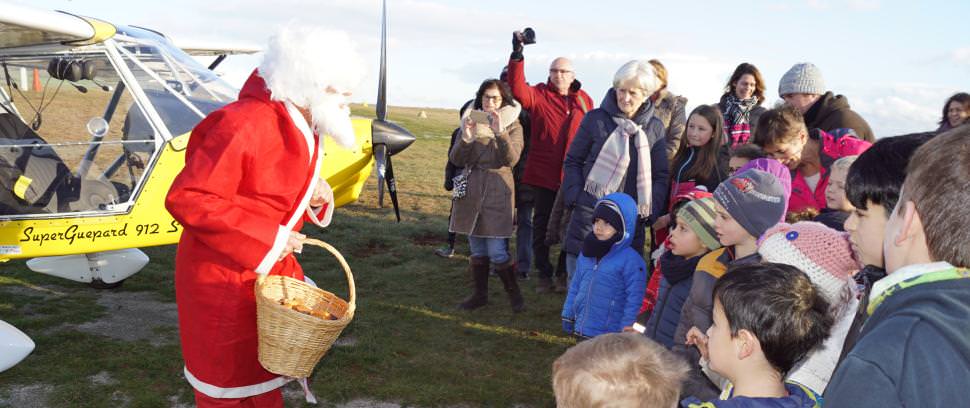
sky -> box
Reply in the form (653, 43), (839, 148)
(18, 0), (970, 136)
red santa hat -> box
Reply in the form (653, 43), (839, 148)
(258, 24), (365, 149)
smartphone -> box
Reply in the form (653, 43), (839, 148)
(631, 322), (646, 334)
(469, 109), (491, 125)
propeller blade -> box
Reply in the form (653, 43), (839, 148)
(385, 153), (401, 222)
(374, 143), (387, 208)
(375, 0), (387, 122)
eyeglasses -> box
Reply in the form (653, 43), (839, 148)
(482, 95), (502, 102)
(549, 68), (573, 75)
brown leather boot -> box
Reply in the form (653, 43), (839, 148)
(494, 260), (525, 313)
(458, 256), (490, 310)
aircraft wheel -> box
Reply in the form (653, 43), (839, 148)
(89, 278), (125, 289)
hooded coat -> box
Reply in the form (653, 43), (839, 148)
(804, 92), (875, 142)
(561, 193), (648, 338)
(560, 88), (670, 256)
(448, 102), (524, 238)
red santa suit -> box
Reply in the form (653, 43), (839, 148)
(165, 70), (334, 406)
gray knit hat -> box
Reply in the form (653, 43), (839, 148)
(778, 63), (826, 97)
(714, 169), (786, 239)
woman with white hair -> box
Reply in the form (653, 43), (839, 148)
(559, 60), (670, 277)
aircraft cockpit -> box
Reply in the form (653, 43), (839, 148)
(0, 26), (236, 219)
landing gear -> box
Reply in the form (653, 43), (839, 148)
(26, 248), (148, 288)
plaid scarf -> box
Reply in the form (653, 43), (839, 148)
(584, 117), (652, 217)
(723, 95), (758, 147)
(723, 94), (758, 126)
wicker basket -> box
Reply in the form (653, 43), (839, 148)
(255, 238), (356, 378)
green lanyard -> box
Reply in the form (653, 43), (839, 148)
(868, 267), (970, 315)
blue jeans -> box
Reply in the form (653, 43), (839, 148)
(515, 204), (534, 274)
(468, 236), (510, 264)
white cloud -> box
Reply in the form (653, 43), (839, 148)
(843, 83), (953, 136)
(949, 47), (970, 67)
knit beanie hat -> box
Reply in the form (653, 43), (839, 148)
(778, 63), (826, 97)
(714, 169), (786, 239)
(758, 222), (860, 307)
(677, 197), (721, 251)
(737, 158), (792, 220)
(593, 201), (624, 236)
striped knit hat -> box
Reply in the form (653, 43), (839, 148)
(677, 197), (721, 251)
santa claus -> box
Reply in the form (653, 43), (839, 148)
(165, 25), (365, 407)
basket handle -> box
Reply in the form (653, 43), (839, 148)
(302, 238), (356, 313)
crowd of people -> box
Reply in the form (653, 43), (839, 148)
(438, 29), (970, 407)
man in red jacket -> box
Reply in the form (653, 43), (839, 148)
(165, 26), (363, 407)
(506, 32), (594, 293)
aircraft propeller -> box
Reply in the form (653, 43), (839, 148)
(371, 0), (415, 222)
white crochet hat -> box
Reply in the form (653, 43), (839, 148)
(757, 222), (859, 306)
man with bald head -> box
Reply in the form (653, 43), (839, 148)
(506, 31), (593, 293)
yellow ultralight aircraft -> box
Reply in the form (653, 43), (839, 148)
(0, 1), (415, 289)
(0, 0), (414, 373)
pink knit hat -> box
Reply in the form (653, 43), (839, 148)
(757, 222), (860, 307)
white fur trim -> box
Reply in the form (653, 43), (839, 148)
(255, 225), (291, 275)
(306, 180), (334, 228)
(253, 102), (325, 276)
(184, 366), (290, 399)
(285, 102), (315, 163)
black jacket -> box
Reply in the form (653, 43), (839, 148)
(804, 92), (875, 142)
(443, 100), (475, 190)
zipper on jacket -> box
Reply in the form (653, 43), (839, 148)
(579, 262), (599, 336)
(675, 147), (695, 185)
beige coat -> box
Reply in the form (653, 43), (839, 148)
(449, 103), (524, 238)
(653, 90), (688, 160)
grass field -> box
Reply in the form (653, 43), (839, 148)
(0, 104), (574, 407)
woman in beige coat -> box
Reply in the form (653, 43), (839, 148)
(450, 79), (525, 312)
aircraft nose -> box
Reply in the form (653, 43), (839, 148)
(371, 119), (415, 155)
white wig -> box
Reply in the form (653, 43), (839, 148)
(612, 60), (660, 96)
(258, 25), (365, 148)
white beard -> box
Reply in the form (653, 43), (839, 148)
(308, 93), (356, 149)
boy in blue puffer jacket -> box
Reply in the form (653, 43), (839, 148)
(562, 193), (647, 338)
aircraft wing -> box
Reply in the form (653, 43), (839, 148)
(0, 1), (116, 50)
(173, 41), (261, 56)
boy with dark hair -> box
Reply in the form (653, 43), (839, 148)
(837, 132), (932, 359)
(681, 263), (832, 407)
(825, 127), (970, 407)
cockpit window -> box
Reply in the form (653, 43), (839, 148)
(0, 34), (236, 219)
(114, 36), (235, 137)
(0, 50), (153, 217)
